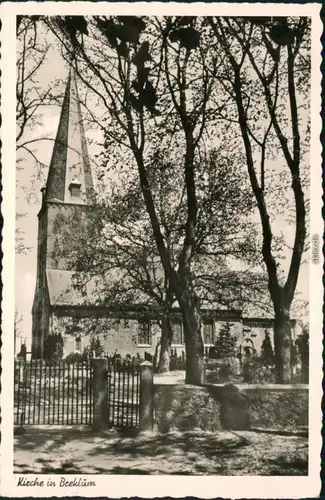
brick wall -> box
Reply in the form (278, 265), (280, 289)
(51, 313), (160, 358)
(50, 310), (293, 361)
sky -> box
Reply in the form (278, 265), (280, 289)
(15, 32), (102, 349)
(15, 22), (310, 351)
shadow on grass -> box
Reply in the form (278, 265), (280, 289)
(14, 425), (250, 475)
(14, 425), (102, 451)
(88, 430), (251, 461)
(14, 425), (308, 476)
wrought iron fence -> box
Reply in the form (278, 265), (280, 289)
(14, 357), (141, 428)
(14, 359), (93, 426)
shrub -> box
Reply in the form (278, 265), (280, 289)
(213, 322), (237, 359)
(243, 357), (276, 384)
(88, 336), (104, 357)
(291, 341), (299, 366)
(17, 343), (27, 360)
(169, 353), (186, 371)
(206, 359), (220, 371)
(296, 327), (309, 383)
(260, 331), (274, 367)
(43, 334), (64, 361)
(102, 352), (143, 372)
(64, 352), (86, 364)
(218, 362), (232, 382)
(205, 357), (242, 384)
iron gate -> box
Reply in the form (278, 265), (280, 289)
(106, 357), (140, 428)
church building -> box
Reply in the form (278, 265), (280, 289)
(31, 69), (95, 358)
(31, 70), (298, 360)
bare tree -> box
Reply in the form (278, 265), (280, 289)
(16, 17), (60, 152)
(16, 16), (63, 254)
(14, 309), (24, 355)
(45, 15), (226, 384)
(45, 15), (309, 383)
(208, 17), (310, 382)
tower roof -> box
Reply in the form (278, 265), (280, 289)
(44, 68), (94, 204)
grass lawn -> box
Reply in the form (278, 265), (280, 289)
(14, 425), (308, 475)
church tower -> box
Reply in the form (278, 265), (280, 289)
(31, 69), (94, 359)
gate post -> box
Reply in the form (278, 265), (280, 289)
(139, 361), (154, 431)
(92, 357), (109, 431)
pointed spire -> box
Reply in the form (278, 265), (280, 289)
(44, 68), (94, 204)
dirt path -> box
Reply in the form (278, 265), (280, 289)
(14, 425), (307, 475)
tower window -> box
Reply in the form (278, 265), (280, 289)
(69, 179), (82, 198)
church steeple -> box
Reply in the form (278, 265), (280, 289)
(32, 68), (96, 359)
(44, 68), (94, 204)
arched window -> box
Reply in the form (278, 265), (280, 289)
(171, 318), (183, 346)
(203, 319), (214, 345)
(138, 320), (152, 346)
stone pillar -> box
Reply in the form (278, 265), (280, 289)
(139, 361), (154, 431)
(92, 357), (109, 431)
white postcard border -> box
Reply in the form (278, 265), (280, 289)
(1, 2), (323, 498)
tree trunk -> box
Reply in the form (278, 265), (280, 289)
(133, 152), (205, 382)
(273, 309), (292, 383)
(182, 299), (205, 385)
(157, 315), (173, 373)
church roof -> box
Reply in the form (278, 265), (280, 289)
(46, 267), (163, 308)
(44, 69), (94, 205)
(45, 270), (297, 327)
(46, 269), (99, 306)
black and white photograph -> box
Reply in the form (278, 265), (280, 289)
(0, 2), (322, 497)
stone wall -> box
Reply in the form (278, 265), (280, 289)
(242, 386), (308, 430)
(153, 385), (223, 433)
(154, 383), (308, 433)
